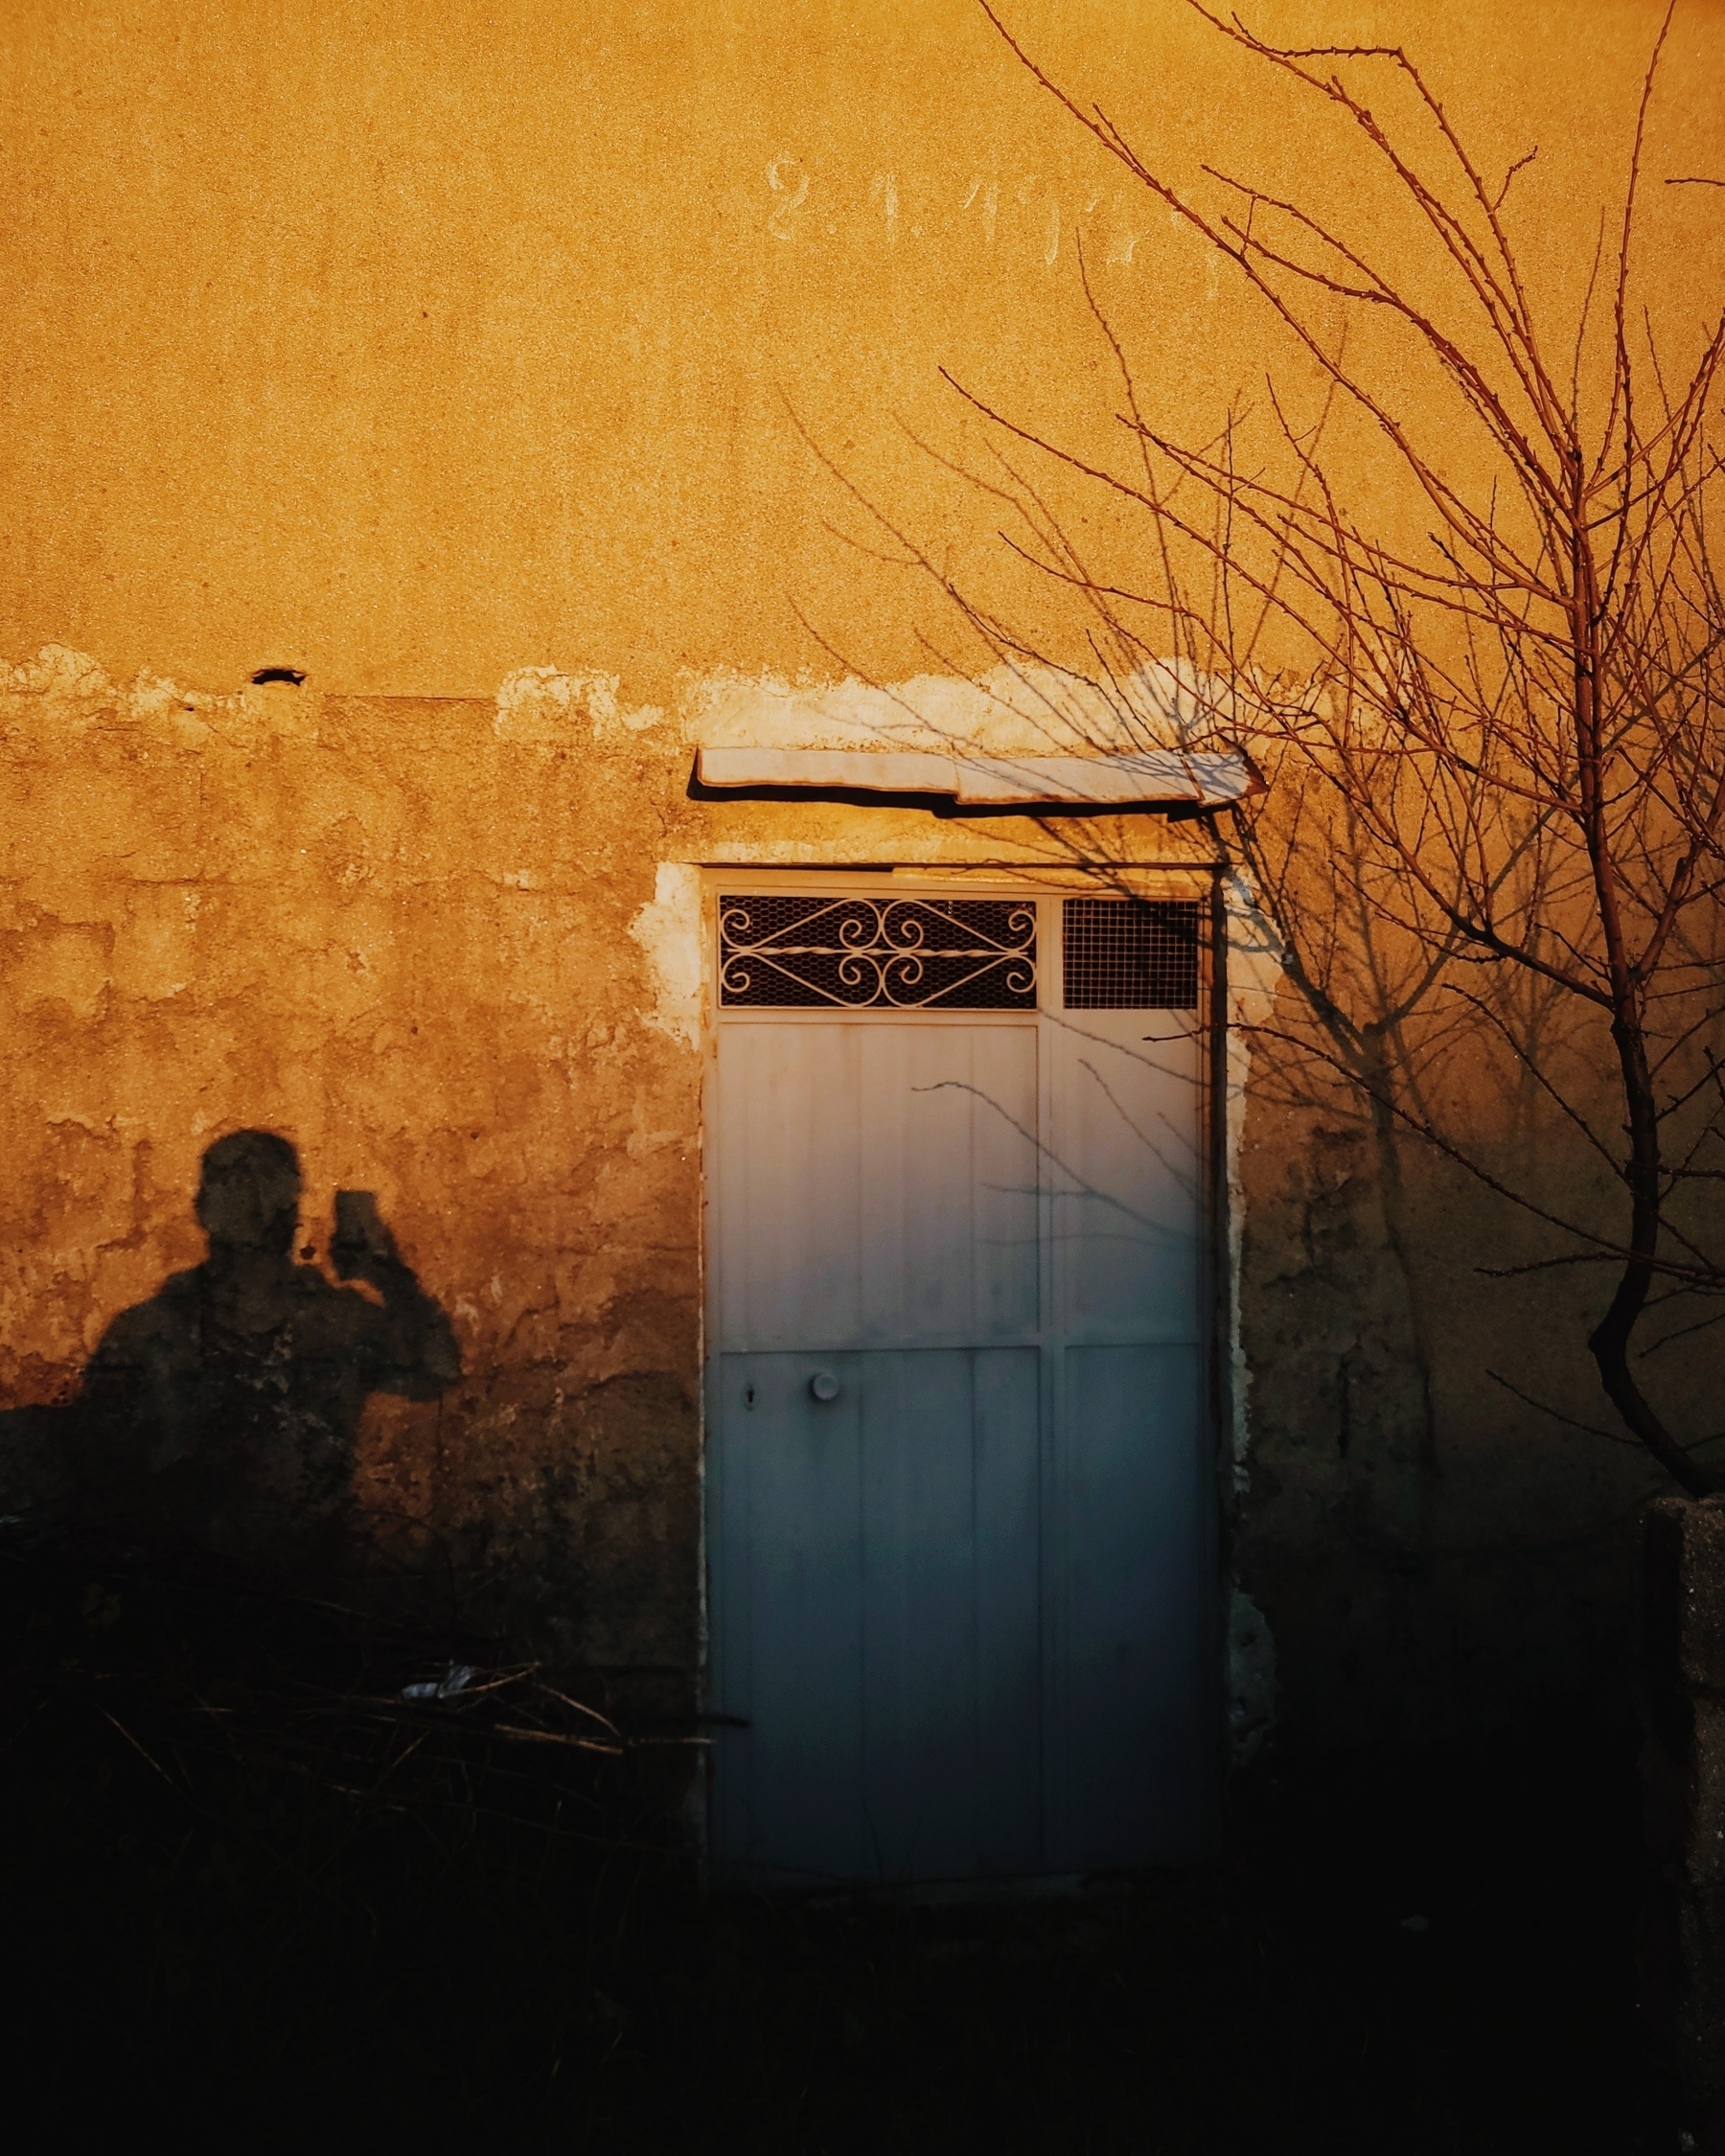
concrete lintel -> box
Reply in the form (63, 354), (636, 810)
(695, 745), (1259, 806)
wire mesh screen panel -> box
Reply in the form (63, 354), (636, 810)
(719, 894), (1038, 1010)
(1062, 899), (1202, 1011)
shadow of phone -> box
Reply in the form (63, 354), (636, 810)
(332, 1189), (383, 1279)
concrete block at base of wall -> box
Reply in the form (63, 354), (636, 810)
(1678, 1887), (1725, 2086)
(1696, 1700), (1725, 1892)
(1647, 1498), (1725, 1695)
(1640, 1881), (1725, 2091)
(1643, 1498), (1725, 2127)
(1645, 1696), (1725, 1893)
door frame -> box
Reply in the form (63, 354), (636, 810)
(697, 860), (1229, 1880)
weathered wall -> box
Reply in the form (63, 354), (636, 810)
(1226, 891), (1725, 1749)
(0, 652), (1218, 1695)
(3, 641), (1707, 1752)
(1, 1), (1719, 700)
(4, 0), (1724, 1751)
(0, 658), (708, 1675)
(2, 642), (1717, 1748)
(1231, 1047), (1671, 1749)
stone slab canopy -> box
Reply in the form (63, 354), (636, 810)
(695, 745), (1261, 806)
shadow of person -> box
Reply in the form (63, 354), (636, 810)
(13, 1131), (460, 1573)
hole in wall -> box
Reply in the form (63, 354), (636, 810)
(250, 667), (307, 687)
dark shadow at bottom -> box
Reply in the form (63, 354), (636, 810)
(0, 1548), (1668, 2156)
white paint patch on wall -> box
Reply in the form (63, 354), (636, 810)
(629, 863), (704, 1051)
(495, 665), (616, 739)
(2, 644), (113, 700)
(682, 657), (1235, 757)
(494, 666), (666, 741)
(1221, 868), (1286, 1766)
(1, 644), (218, 743)
(1222, 866), (1285, 1494)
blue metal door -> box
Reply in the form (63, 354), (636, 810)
(707, 886), (1211, 1885)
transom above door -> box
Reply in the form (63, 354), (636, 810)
(705, 876), (1215, 1887)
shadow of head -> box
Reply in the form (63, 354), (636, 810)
(195, 1130), (301, 1257)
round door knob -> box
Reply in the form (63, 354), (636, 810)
(809, 1370), (841, 1403)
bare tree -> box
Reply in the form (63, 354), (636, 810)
(824, 1), (1725, 1492)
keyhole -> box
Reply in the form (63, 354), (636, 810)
(744, 1383), (757, 1410)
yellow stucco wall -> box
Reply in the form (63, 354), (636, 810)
(3, 1), (1720, 699)
(0, 655), (1217, 1688)
(3, 0), (1722, 1737)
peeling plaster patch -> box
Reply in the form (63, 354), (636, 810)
(630, 864), (702, 1051)
(126, 670), (183, 721)
(1223, 867), (1286, 1494)
(0, 646), (224, 742)
(610, 702), (668, 737)
(493, 664), (665, 740)
(1228, 1588), (1277, 1765)
(495, 666), (582, 738)
(683, 657), (1241, 758)
(1, 644), (111, 700)
(127, 668), (212, 742)
(495, 665), (623, 741)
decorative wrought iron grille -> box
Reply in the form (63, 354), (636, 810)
(719, 894), (1039, 1010)
(1062, 898), (1202, 1010)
